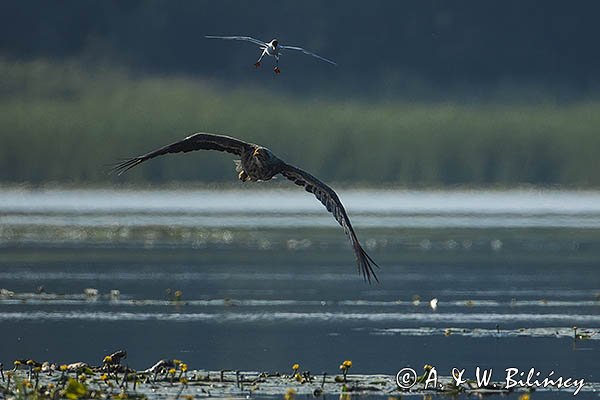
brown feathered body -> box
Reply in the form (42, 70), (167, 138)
(235, 147), (283, 182)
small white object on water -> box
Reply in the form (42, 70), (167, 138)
(430, 298), (439, 311)
(41, 361), (53, 373)
(110, 289), (121, 299)
(67, 362), (89, 372)
(84, 288), (99, 297)
(491, 239), (503, 251)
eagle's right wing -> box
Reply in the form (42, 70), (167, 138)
(110, 133), (253, 175)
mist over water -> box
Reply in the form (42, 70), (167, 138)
(4, 187), (600, 228)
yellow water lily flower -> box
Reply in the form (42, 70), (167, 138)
(284, 388), (296, 400)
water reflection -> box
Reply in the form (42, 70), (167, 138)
(0, 187), (598, 393)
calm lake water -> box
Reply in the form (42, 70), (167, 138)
(1, 188), (599, 398)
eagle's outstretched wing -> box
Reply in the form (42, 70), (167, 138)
(205, 35), (267, 47)
(279, 45), (337, 65)
(110, 133), (253, 175)
(279, 163), (378, 283)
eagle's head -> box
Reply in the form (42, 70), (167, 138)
(253, 147), (275, 163)
(271, 39), (279, 49)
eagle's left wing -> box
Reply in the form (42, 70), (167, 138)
(279, 163), (378, 283)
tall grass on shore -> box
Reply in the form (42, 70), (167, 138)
(1, 58), (599, 186)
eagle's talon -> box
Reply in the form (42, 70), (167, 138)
(273, 67), (281, 74)
(238, 170), (249, 182)
(254, 61), (261, 68)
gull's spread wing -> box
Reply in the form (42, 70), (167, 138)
(280, 45), (337, 65)
(205, 36), (267, 47)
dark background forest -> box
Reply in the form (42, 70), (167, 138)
(1, 1), (600, 185)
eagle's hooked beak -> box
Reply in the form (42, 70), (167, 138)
(253, 148), (260, 157)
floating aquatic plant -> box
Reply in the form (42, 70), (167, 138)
(63, 378), (87, 400)
(339, 360), (352, 383)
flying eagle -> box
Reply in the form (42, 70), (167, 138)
(111, 133), (378, 283)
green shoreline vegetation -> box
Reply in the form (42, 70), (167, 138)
(1, 58), (600, 186)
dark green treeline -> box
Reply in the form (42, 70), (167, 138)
(1, 60), (599, 186)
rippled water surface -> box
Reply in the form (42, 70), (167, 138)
(1, 188), (599, 398)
